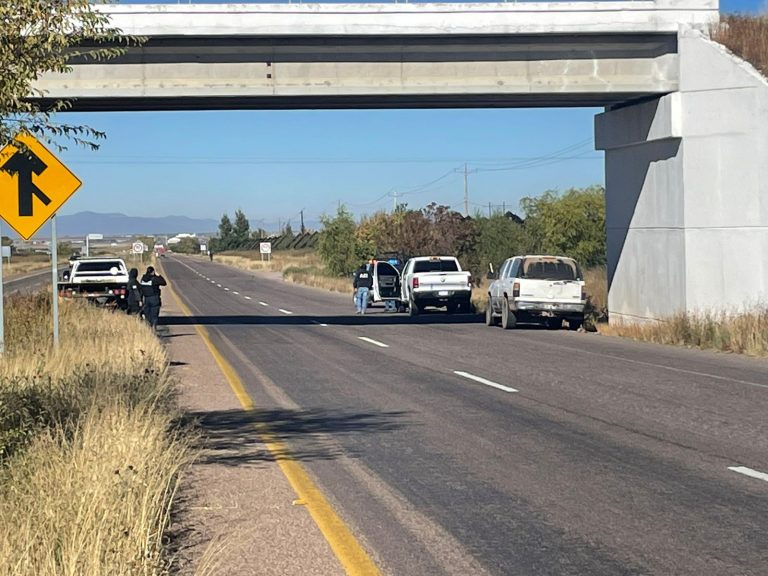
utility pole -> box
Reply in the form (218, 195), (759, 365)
(463, 163), (469, 217)
(300, 209), (306, 234)
(393, 190), (398, 212)
(488, 202), (492, 218)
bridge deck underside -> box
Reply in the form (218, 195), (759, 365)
(37, 33), (679, 111)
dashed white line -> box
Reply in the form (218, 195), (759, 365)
(224, 288), (230, 291)
(244, 296), (252, 300)
(217, 284), (222, 288)
(358, 336), (389, 348)
(728, 466), (768, 483)
(259, 301), (268, 306)
(279, 308), (293, 315)
(311, 321), (329, 327)
(453, 371), (518, 393)
(233, 291), (239, 295)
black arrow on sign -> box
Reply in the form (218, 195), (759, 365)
(0, 149), (51, 217)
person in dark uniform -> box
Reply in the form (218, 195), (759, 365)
(209, 249), (214, 262)
(139, 266), (167, 329)
(126, 268), (143, 316)
(352, 263), (373, 314)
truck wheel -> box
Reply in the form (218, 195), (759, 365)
(568, 319), (583, 331)
(546, 318), (562, 330)
(408, 297), (420, 317)
(485, 303), (496, 326)
(501, 298), (516, 329)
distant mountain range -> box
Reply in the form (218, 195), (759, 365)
(52, 211), (219, 237)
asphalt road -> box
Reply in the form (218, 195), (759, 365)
(162, 255), (768, 576)
(2, 266), (60, 295)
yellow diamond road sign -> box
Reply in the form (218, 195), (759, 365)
(0, 133), (82, 240)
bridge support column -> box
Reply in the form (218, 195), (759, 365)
(596, 29), (768, 322)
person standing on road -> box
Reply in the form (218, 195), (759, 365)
(353, 263), (373, 314)
(140, 266), (167, 329)
(126, 267), (143, 316)
(209, 249), (214, 262)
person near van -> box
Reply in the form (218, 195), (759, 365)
(139, 266), (167, 329)
(126, 267), (143, 315)
(353, 263), (373, 314)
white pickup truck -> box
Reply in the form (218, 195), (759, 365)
(401, 256), (473, 316)
(486, 255), (586, 330)
(58, 257), (131, 308)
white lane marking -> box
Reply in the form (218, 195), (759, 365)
(358, 337), (389, 348)
(224, 288), (230, 291)
(728, 466), (768, 483)
(453, 371), (518, 393)
(244, 296), (252, 300)
(279, 308), (293, 315)
(311, 321), (329, 327)
(210, 280), (216, 284)
(259, 301), (268, 306)
(217, 284), (222, 288)
(233, 291), (240, 295)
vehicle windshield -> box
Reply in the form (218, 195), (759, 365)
(522, 258), (580, 281)
(413, 259), (459, 273)
(75, 261), (125, 274)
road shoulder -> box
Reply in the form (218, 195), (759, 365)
(160, 285), (345, 576)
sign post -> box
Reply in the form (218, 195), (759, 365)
(51, 215), (59, 347)
(0, 133), (82, 351)
(85, 233), (103, 257)
(260, 241), (272, 262)
(0, 220), (4, 354)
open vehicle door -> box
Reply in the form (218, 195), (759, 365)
(373, 261), (401, 303)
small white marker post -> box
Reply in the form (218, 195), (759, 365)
(51, 214), (59, 348)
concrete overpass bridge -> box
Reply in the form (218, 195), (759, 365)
(35, 1), (768, 322)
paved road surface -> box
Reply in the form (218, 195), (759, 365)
(162, 255), (767, 576)
(2, 267), (60, 295)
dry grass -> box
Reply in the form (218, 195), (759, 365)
(0, 294), (193, 575)
(600, 308), (768, 357)
(712, 14), (768, 77)
(217, 250), (353, 293)
(2, 254), (51, 279)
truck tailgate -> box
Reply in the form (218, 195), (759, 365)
(414, 272), (470, 291)
(519, 279), (582, 302)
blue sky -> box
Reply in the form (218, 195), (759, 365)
(53, 0), (763, 233)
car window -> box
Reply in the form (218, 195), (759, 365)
(498, 260), (510, 279)
(75, 261), (125, 273)
(376, 262), (398, 277)
(509, 259), (521, 278)
(413, 259), (459, 273)
(521, 258), (580, 281)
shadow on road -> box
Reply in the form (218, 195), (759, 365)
(161, 312), (483, 327)
(184, 407), (409, 466)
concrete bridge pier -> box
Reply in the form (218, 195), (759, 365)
(596, 29), (768, 323)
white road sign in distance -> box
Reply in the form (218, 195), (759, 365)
(260, 242), (272, 254)
(132, 242), (144, 254)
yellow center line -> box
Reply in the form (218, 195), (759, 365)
(160, 261), (381, 576)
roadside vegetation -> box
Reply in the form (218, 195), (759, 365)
(0, 294), (193, 575)
(0, 253), (50, 279)
(713, 14), (768, 77)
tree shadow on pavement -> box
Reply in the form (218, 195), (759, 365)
(161, 312), (482, 327)
(183, 407), (409, 467)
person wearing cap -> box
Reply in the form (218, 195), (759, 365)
(139, 266), (167, 329)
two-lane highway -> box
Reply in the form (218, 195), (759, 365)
(162, 255), (767, 576)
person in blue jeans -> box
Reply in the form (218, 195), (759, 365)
(353, 263), (373, 314)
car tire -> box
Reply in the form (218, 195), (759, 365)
(546, 318), (562, 330)
(408, 296), (420, 317)
(485, 302), (496, 326)
(501, 298), (516, 329)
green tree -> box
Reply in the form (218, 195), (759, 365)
(474, 213), (530, 276)
(217, 213), (234, 250)
(173, 237), (201, 254)
(1, 1), (137, 149)
(521, 185), (606, 267)
(232, 209), (250, 248)
(318, 206), (367, 276)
